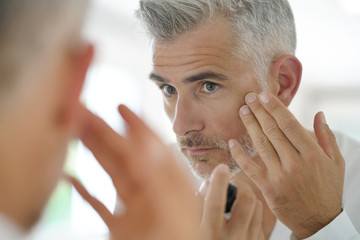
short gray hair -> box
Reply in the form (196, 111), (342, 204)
(0, 0), (89, 95)
(136, 0), (297, 87)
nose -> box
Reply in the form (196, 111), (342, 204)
(172, 97), (204, 136)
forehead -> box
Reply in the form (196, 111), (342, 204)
(151, 17), (240, 74)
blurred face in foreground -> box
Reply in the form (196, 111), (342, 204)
(0, 25), (93, 230)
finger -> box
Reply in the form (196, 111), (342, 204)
(118, 105), (198, 205)
(196, 180), (209, 221)
(313, 112), (344, 164)
(202, 164), (230, 228)
(229, 139), (266, 187)
(118, 105), (157, 137)
(133, 142), (201, 238)
(79, 109), (140, 200)
(117, 105), (167, 174)
(249, 200), (264, 240)
(199, 180), (210, 197)
(245, 93), (298, 162)
(119, 105), (201, 234)
(239, 104), (281, 173)
(81, 108), (129, 158)
(226, 181), (257, 236)
(118, 105), (195, 195)
(258, 92), (317, 153)
(64, 174), (113, 228)
(80, 108), (131, 181)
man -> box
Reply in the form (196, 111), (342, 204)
(0, 0), (92, 236)
(136, 0), (360, 239)
(0, 1), (264, 240)
(0, 0), (199, 239)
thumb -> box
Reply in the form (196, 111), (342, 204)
(313, 112), (342, 163)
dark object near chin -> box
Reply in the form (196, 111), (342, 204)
(225, 184), (237, 213)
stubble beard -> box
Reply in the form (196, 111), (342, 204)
(177, 132), (257, 179)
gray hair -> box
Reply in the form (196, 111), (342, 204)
(136, 0), (297, 86)
(0, 0), (89, 95)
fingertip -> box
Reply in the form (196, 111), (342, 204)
(240, 105), (251, 116)
(259, 92), (270, 104)
(314, 111), (332, 137)
(314, 111), (327, 127)
(117, 104), (144, 129)
(210, 164), (230, 182)
(228, 139), (238, 150)
(118, 104), (129, 118)
(319, 111), (327, 124)
(228, 139), (246, 160)
(217, 164), (230, 175)
(62, 172), (71, 180)
(117, 104), (127, 112)
(62, 173), (76, 184)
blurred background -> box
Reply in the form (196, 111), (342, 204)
(29, 0), (360, 239)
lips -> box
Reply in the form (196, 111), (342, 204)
(185, 147), (214, 155)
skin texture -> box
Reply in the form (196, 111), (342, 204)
(151, 17), (267, 179)
(151, 17), (301, 181)
(150, 16), (344, 239)
(229, 92), (345, 239)
(151, 17), (279, 238)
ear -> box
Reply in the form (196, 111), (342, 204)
(270, 55), (302, 107)
(57, 44), (94, 133)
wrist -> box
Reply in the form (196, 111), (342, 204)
(293, 208), (343, 239)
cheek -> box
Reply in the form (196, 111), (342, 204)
(163, 99), (175, 121)
(215, 111), (245, 137)
(205, 99), (246, 138)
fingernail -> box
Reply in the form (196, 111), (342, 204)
(240, 105), (250, 115)
(245, 93), (257, 104)
(259, 92), (270, 104)
(218, 164), (229, 174)
(228, 139), (237, 149)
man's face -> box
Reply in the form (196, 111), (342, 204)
(150, 18), (265, 179)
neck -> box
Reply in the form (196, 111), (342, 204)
(0, 187), (39, 231)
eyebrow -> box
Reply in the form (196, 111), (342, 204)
(149, 73), (167, 83)
(149, 71), (229, 84)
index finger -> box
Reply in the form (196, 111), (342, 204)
(118, 104), (164, 145)
(258, 92), (317, 153)
(201, 164), (230, 229)
(80, 107), (134, 188)
(80, 107), (130, 161)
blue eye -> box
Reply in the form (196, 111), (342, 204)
(201, 82), (219, 93)
(160, 84), (177, 97)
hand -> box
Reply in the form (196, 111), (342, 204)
(199, 164), (265, 240)
(66, 105), (201, 240)
(229, 92), (345, 239)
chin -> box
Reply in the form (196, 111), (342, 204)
(189, 159), (241, 180)
(192, 163), (214, 180)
